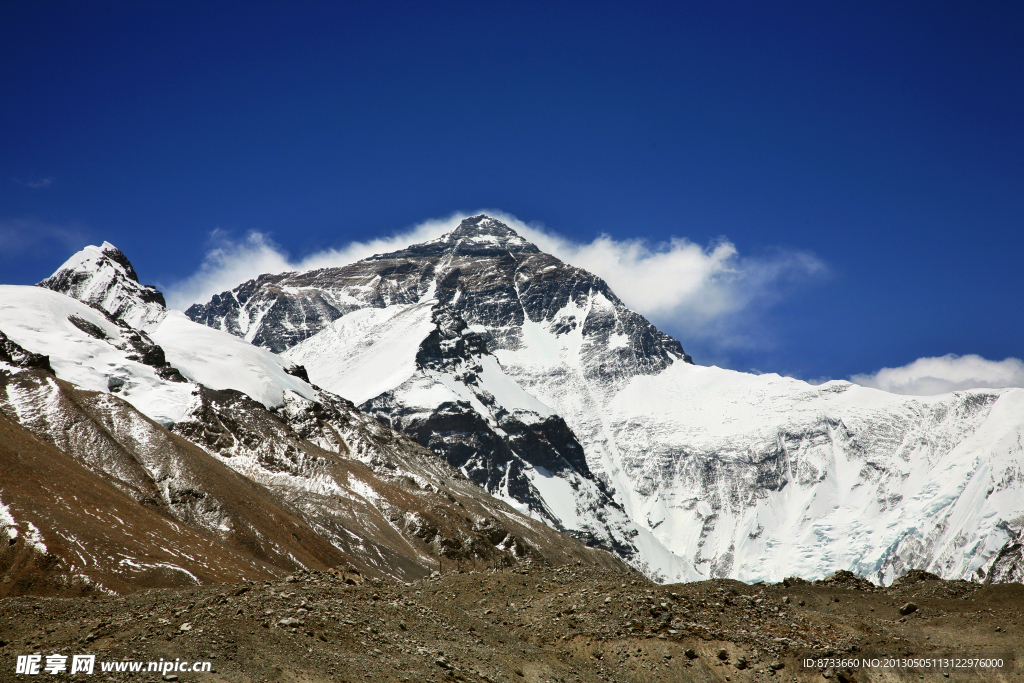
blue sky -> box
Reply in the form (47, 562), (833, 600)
(2, 1), (1021, 388)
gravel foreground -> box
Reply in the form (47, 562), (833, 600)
(1, 565), (1020, 683)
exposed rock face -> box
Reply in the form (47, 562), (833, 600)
(0, 406), (282, 596)
(985, 530), (1024, 584)
(186, 215), (1024, 587)
(0, 329), (50, 372)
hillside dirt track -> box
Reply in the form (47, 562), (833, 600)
(1, 565), (1020, 683)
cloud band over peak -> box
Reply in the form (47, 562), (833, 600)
(851, 354), (1024, 395)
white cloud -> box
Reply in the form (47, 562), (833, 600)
(163, 231), (293, 310)
(164, 210), (827, 344)
(851, 354), (1024, 395)
(507, 216), (826, 339)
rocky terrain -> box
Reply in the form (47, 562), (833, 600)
(1, 565), (1019, 682)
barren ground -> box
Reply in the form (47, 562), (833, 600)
(1, 566), (1020, 683)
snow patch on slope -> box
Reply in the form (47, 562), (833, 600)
(0, 497), (16, 540)
(152, 310), (315, 408)
(0, 285), (195, 425)
(525, 466), (582, 529)
(25, 521), (47, 554)
(284, 302), (437, 404)
(473, 355), (554, 417)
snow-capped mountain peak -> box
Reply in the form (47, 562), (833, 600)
(38, 241), (167, 331)
(14, 243), (318, 420)
(427, 214), (536, 250)
(182, 216), (705, 580)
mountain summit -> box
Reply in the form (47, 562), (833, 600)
(187, 214), (692, 363)
(386, 214), (540, 257)
(187, 215), (699, 579)
(448, 213), (526, 240)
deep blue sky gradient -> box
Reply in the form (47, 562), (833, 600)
(1, 1), (1021, 379)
